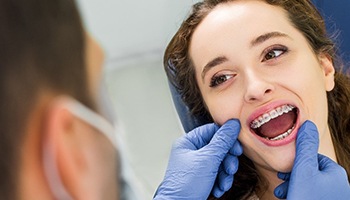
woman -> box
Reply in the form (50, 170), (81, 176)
(164, 0), (350, 199)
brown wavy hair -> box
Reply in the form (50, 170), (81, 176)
(164, 0), (350, 199)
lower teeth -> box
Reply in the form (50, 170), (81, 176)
(266, 126), (295, 141)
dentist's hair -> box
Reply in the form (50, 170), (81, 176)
(164, 0), (350, 199)
(0, 0), (93, 198)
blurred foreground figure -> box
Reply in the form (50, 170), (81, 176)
(0, 0), (118, 199)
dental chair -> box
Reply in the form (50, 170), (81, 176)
(168, 1), (350, 132)
(312, 0), (350, 68)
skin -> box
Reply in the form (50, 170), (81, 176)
(86, 33), (105, 100)
(189, 0), (336, 199)
(19, 35), (118, 200)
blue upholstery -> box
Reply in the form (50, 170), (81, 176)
(169, 1), (350, 132)
(312, 0), (350, 65)
(168, 80), (211, 132)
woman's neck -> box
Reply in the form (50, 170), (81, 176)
(254, 166), (281, 200)
(319, 126), (337, 162)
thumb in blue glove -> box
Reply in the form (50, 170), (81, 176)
(274, 120), (350, 200)
(154, 119), (243, 200)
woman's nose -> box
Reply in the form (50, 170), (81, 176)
(243, 70), (274, 103)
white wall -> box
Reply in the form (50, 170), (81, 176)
(76, 1), (199, 199)
(77, 0), (199, 68)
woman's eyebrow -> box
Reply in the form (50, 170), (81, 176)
(201, 56), (228, 82)
(200, 32), (290, 82)
(250, 31), (291, 47)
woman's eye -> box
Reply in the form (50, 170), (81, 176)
(262, 47), (287, 61)
(210, 74), (234, 87)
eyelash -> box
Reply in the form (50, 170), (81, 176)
(210, 74), (234, 87)
(209, 45), (288, 88)
(262, 45), (288, 62)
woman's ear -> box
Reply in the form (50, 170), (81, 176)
(44, 100), (101, 200)
(318, 53), (335, 91)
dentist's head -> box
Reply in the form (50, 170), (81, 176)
(0, 0), (118, 199)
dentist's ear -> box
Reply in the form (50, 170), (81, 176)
(318, 53), (335, 91)
(43, 100), (117, 200)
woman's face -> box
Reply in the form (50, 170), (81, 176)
(190, 0), (335, 173)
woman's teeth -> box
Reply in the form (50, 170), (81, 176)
(266, 125), (295, 141)
(250, 105), (295, 129)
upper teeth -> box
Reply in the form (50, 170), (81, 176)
(250, 105), (295, 129)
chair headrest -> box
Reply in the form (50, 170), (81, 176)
(166, 60), (211, 132)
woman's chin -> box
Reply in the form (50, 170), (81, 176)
(252, 150), (296, 175)
(269, 153), (295, 173)
(275, 162), (294, 173)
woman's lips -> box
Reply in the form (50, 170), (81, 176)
(247, 101), (300, 147)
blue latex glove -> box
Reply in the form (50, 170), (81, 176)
(154, 119), (242, 199)
(274, 120), (350, 199)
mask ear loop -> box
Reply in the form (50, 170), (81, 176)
(42, 132), (74, 200)
(61, 96), (117, 149)
(42, 96), (118, 199)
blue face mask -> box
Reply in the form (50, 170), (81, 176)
(42, 95), (117, 200)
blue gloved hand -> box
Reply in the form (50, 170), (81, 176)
(153, 119), (242, 199)
(274, 120), (350, 200)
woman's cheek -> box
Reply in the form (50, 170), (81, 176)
(205, 95), (243, 124)
(211, 110), (232, 125)
(237, 128), (258, 153)
(237, 129), (249, 144)
(206, 102), (225, 124)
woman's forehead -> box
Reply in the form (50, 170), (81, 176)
(189, 1), (293, 66)
(192, 1), (289, 44)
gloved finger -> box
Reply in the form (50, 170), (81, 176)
(274, 180), (289, 199)
(318, 154), (347, 177)
(204, 119), (241, 157)
(211, 184), (225, 198)
(277, 172), (290, 181)
(318, 154), (336, 171)
(218, 170), (234, 191)
(229, 140), (243, 156)
(180, 123), (219, 150)
(223, 154), (239, 175)
(211, 167), (226, 198)
(294, 120), (319, 171)
(211, 170), (233, 198)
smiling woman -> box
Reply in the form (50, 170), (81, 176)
(164, 0), (350, 199)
